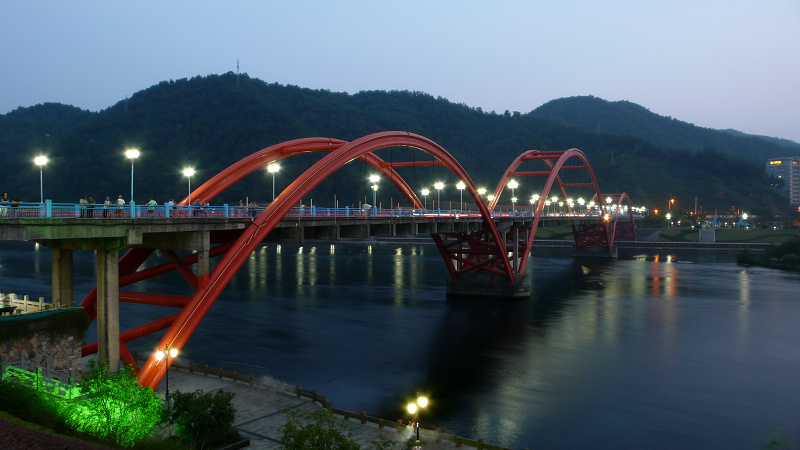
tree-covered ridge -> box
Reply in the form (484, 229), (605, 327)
(0, 73), (789, 218)
(529, 95), (800, 161)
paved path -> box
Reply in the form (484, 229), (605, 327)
(155, 367), (461, 449)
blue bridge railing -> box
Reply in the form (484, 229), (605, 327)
(0, 200), (616, 220)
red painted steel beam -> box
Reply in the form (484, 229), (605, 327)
(119, 291), (191, 308)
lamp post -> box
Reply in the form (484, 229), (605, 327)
(369, 175), (380, 214)
(477, 188), (486, 208)
(578, 198), (585, 214)
(666, 212), (672, 228)
(267, 163), (280, 201)
(183, 168), (195, 214)
(530, 194), (540, 215)
(507, 179), (518, 212)
(34, 156), (47, 203)
(434, 182), (444, 210)
(456, 181), (466, 211)
(155, 347), (179, 408)
(407, 394), (429, 446)
(421, 188), (429, 210)
(125, 149), (140, 203)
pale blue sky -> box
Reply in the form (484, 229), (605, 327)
(2, 0), (799, 142)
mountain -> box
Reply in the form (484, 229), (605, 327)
(0, 74), (790, 218)
(529, 96), (800, 162)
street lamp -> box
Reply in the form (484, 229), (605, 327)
(530, 194), (540, 215)
(434, 182), (444, 210)
(456, 181), (466, 211)
(267, 163), (280, 201)
(407, 395), (429, 445)
(666, 212), (672, 228)
(578, 198), (585, 214)
(125, 149), (140, 203)
(183, 168), (195, 214)
(34, 155), (47, 203)
(369, 175), (380, 214)
(507, 179), (518, 212)
(421, 188), (430, 210)
(511, 197), (518, 214)
(155, 347), (179, 408)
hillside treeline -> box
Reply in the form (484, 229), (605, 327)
(0, 73), (791, 218)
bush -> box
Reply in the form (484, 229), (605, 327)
(280, 408), (360, 450)
(167, 388), (237, 448)
(64, 359), (163, 447)
(0, 379), (70, 434)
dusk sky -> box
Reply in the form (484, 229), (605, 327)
(2, 1), (799, 142)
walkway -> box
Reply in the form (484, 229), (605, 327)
(155, 366), (463, 450)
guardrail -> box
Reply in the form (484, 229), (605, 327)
(0, 292), (59, 315)
(1, 200), (620, 222)
(0, 354), (79, 396)
(135, 354), (517, 450)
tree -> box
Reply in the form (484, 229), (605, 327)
(167, 388), (237, 448)
(64, 359), (162, 447)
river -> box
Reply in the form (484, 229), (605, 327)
(1, 241), (799, 449)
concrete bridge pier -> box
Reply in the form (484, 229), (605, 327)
(96, 245), (120, 372)
(51, 248), (73, 307)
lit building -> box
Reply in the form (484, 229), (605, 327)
(765, 157), (800, 206)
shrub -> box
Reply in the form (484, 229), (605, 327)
(167, 388), (237, 448)
(280, 408), (360, 450)
(63, 359), (163, 447)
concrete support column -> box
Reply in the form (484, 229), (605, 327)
(196, 231), (210, 288)
(512, 226), (520, 273)
(51, 248), (73, 307)
(96, 248), (120, 372)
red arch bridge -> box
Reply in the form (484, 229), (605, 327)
(4, 131), (638, 388)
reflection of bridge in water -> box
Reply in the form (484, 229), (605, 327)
(0, 131), (637, 389)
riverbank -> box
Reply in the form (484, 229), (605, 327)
(149, 357), (513, 450)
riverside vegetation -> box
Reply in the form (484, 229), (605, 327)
(0, 359), (239, 449)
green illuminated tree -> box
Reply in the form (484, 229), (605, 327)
(63, 359), (162, 447)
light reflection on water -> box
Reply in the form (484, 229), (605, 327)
(1, 242), (799, 449)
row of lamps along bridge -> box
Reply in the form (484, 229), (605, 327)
(31, 151), (643, 216)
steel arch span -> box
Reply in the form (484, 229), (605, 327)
(80, 131), (512, 389)
(469, 148), (633, 274)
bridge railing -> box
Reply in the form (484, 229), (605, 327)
(1, 201), (625, 221)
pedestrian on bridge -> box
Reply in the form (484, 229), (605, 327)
(103, 197), (111, 218)
(79, 196), (87, 218)
(147, 197), (157, 216)
(87, 195), (95, 218)
(116, 195), (125, 217)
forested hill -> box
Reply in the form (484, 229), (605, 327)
(530, 96), (800, 161)
(0, 73), (789, 216)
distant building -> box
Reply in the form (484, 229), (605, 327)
(765, 157), (800, 206)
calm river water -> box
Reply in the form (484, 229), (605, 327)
(2, 241), (799, 449)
